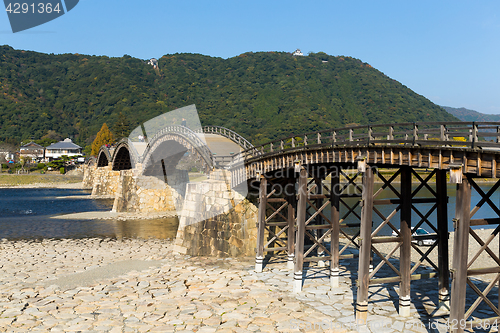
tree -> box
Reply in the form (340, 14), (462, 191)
(41, 130), (62, 141)
(91, 123), (114, 156)
(112, 112), (131, 139)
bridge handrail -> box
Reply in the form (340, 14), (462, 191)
(197, 126), (254, 150)
(142, 125), (215, 168)
(231, 121), (500, 164)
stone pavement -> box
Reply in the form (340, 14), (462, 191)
(0, 238), (490, 332)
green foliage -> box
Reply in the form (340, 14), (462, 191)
(91, 123), (113, 156)
(37, 162), (45, 169)
(60, 167), (65, 174)
(47, 155), (71, 170)
(112, 112), (131, 140)
(34, 138), (58, 147)
(83, 145), (92, 156)
(0, 46), (459, 147)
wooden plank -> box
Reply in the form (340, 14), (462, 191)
(287, 178), (296, 270)
(470, 218), (500, 226)
(341, 223), (361, 228)
(449, 177), (471, 333)
(467, 267), (500, 275)
(373, 198), (437, 205)
(356, 166), (374, 323)
(478, 152), (482, 176)
(264, 246), (287, 252)
(305, 224), (332, 230)
(436, 169), (450, 309)
(267, 198), (287, 202)
(340, 254), (357, 259)
(368, 273), (438, 285)
(331, 172), (340, 288)
(293, 168), (307, 293)
(266, 222), (288, 227)
(255, 176), (267, 272)
(370, 276), (401, 284)
(399, 166), (412, 317)
(371, 237), (402, 244)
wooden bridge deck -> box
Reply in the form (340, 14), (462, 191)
(237, 122), (500, 333)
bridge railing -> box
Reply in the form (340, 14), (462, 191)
(232, 122), (500, 163)
(142, 125), (215, 168)
(198, 126), (254, 150)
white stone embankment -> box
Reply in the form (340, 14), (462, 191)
(51, 211), (177, 221)
(0, 237), (471, 333)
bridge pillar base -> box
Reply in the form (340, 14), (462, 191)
(172, 244), (187, 255)
(293, 272), (302, 293)
(399, 296), (411, 317)
(287, 254), (294, 270)
(330, 267), (339, 289)
(255, 256), (264, 273)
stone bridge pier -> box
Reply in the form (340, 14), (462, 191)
(83, 123), (260, 257)
(83, 162), (259, 257)
(83, 162), (188, 213)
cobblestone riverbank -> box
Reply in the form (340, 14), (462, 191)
(0, 238), (486, 332)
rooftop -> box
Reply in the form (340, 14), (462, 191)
(47, 138), (82, 150)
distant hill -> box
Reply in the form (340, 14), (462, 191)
(0, 45), (457, 152)
(442, 106), (500, 122)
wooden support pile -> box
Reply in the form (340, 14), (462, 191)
(253, 161), (500, 330)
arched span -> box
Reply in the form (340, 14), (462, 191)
(112, 146), (132, 170)
(107, 139), (141, 170)
(96, 147), (111, 167)
(110, 140), (142, 171)
(141, 125), (214, 176)
(86, 156), (96, 167)
(197, 126), (254, 150)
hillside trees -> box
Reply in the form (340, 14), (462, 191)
(112, 112), (131, 140)
(0, 46), (458, 148)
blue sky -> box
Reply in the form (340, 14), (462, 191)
(2, 0), (500, 114)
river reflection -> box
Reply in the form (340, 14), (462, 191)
(111, 218), (179, 240)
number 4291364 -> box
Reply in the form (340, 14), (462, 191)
(5, 2), (62, 14)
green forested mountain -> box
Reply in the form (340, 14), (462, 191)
(442, 106), (500, 122)
(0, 45), (457, 151)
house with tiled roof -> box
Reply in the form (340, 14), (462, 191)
(19, 142), (45, 161)
(45, 138), (82, 160)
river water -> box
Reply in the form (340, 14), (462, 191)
(0, 188), (179, 240)
(332, 183), (499, 236)
(0, 183), (497, 240)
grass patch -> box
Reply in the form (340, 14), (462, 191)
(0, 174), (82, 186)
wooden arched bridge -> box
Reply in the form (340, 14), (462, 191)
(91, 125), (253, 174)
(230, 121), (500, 332)
(87, 121), (500, 332)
